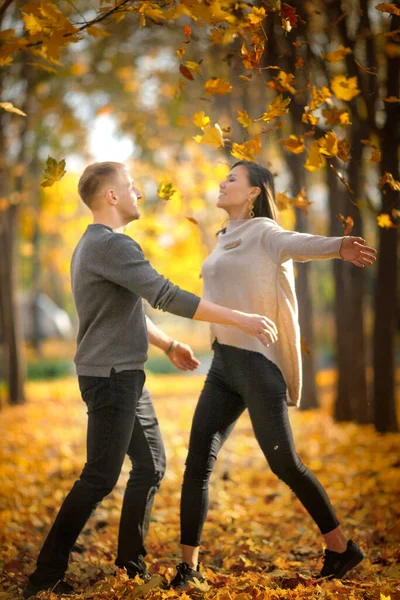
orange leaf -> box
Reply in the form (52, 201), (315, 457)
(180, 64), (194, 81)
(375, 3), (400, 16)
(337, 213), (354, 235)
(204, 77), (232, 95)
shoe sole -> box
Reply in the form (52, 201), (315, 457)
(334, 553), (364, 579)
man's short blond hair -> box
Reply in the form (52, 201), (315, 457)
(78, 162), (125, 208)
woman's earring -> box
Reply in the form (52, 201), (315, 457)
(248, 197), (255, 219)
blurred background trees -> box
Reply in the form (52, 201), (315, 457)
(0, 0), (398, 432)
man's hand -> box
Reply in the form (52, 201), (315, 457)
(339, 237), (377, 268)
(166, 341), (200, 371)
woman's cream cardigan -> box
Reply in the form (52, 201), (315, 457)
(202, 217), (343, 407)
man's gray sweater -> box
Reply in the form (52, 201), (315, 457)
(70, 224), (201, 376)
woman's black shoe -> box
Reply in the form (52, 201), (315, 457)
(169, 562), (205, 590)
(115, 556), (152, 581)
(320, 540), (364, 579)
(23, 579), (74, 599)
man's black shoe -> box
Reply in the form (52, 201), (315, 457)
(320, 540), (364, 579)
(169, 562), (205, 590)
(115, 556), (152, 581)
(23, 579), (74, 599)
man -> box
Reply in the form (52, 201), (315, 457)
(23, 161), (277, 598)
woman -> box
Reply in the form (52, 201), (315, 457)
(170, 160), (376, 589)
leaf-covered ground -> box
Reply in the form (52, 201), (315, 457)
(0, 374), (399, 600)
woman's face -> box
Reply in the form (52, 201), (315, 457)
(217, 164), (259, 219)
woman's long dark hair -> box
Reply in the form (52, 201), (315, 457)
(231, 160), (278, 221)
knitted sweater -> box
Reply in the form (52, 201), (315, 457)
(71, 224), (200, 376)
(202, 217), (343, 407)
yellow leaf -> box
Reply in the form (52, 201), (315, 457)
(302, 111), (319, 126)
(157, 182), (176, 200)
(0, 56), (13, 66)
(275, 191), (291, 211)
(204, 77), (232, 95)
(337, 139), (351, 162)
(324, 44), (352, 63)
(231, 136), (262, 161)
(41, 157), (66, 188)
(22, 13), (42, 35)
(258, 94), (291, 122)
(0, 102), (26, 116)
(237, 110), (252, 128)
(305, 140), (326, 172)
(69, 63), (88, 76)
(319, 131), (339, 157)
(309, 85), (332, 111)
(28, 61), (58, 73)
(193, 111), (210, 128)
(294, 188), (312, 213)
(194, 124), (224, 148)
(248, 6), (266, 24)
(380, 594), (392, 600)
(377, 214), (396, 228)
(375, 3), (400, 16)
(185, 61), (202, 75)
(331, 75), (360, 101)
(380, 172), (400, 191)
(86, 26), (111, 38)
(279, 135), (305, 154)
(177, 47), (185, 60)
(276, 70), (296, 94)
(322, 108), (352, 126)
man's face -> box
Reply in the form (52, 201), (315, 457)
(114, 168), (142, 223)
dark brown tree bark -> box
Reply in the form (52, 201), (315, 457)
(373, 10), (400, 433)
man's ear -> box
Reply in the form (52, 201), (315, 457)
(105, 188), (117, 205)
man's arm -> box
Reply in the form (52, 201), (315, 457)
(145, 316), (200, 371)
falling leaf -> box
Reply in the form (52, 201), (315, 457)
(319, 131), (339, 157)
(193, 111), (210, 128)
(237, 110), (252, 128)
(176, 46), (185, 59)
(231, 136), (262, 161)
(305, 140), (326, 172)
(322, 108), (352, 126)
(241, 40), (265, 70)
(185, 60), (202, 75)
(204, 77), (232, 95)
(193, 123), (225, 148)
(41, 157), (66, 187)
(338, 139), (351, 162)
(86, 26), (111, 38)
(331, 75), (361, 101)
(281, 3), (299, 31)
(22, 12), (43, 35)
(375, 3), (400, 16)
(361, 140), (381, 162)
(267, 70), (296, 94)
(324, 45), (352, 63)
(377, 213), (396, 228)
(186, 216), (199, 225)
(337, 213), (355, 235)
(184, 24), (191, 39)
(309, 85), (332, 110)
(248, 6), (266, 25)
(258, 95), (291, 122)
(295, 56), (305, 69)
(380, 172), (400, 191)
(279, 135), (305, 154)
(157, 182), (176, 200)
(293, 187), (312, 213)
(179, 64), (194, 80)
(302, 111), (319, 126)
(383, 96), (400, 102)
(354, 58), (377, 75)
(0, 102), (26, 116)
(0, 197), (9, 211)
(275, 191), (291, 211)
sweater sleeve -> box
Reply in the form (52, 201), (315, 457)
(100, 234), (201, 318)
(261, 220), (343, 264)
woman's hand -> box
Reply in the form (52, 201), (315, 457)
(238, 313), (278, 346)
(339, 237), (377, 267)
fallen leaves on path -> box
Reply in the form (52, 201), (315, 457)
(0, 375), (399, 599)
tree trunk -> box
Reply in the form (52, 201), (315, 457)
(373, 11), (400, 433)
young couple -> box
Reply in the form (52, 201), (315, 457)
(23, 160), (375, 599)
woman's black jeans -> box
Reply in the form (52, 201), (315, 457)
(29, 368), (166, 586)
(180, 341), (340, 547)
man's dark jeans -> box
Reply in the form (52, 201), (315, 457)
(29, 368), (166, 586)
